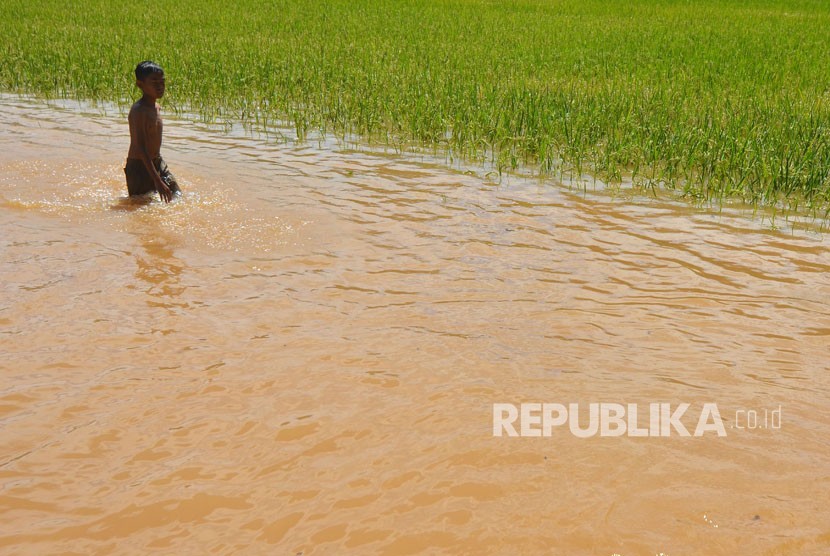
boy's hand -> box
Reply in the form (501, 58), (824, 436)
(155, 177), (173, 203)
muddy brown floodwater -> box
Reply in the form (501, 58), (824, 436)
(1, 95), (829, 555)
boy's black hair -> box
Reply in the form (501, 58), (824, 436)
(135, 60), (164, 80)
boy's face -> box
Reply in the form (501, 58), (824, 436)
(137, 72), (165, 99)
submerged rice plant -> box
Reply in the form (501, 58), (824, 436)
(1, 0), (829, 209)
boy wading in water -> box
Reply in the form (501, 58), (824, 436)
(125, 61), (180, 202)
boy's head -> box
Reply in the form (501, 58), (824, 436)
(134, 60), (165, 99)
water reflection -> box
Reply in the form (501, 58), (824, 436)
(110, 194), (153, 212)
(109, 194), (189, 306)
(135, 233), (186, 301)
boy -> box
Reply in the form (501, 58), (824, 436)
(125, 61), (180, 202)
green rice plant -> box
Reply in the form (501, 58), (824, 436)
(1, 0), (828, 211)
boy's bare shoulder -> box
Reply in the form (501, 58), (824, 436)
(128, 100), (156, 121)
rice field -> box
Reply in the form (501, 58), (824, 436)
(2, 0), (829, 210)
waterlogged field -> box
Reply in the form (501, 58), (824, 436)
(3, 2), (830, 551)
(3, 95), (830, 556)
(1, 0), (829, 210)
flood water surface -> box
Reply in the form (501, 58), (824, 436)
(1, 96), (829, 555)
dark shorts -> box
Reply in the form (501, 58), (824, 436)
(124, 157), (181, 197)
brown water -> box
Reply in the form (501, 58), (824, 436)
(1, 95), (829, 555)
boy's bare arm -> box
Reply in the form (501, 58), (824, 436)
(129, 106), (173, 202)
